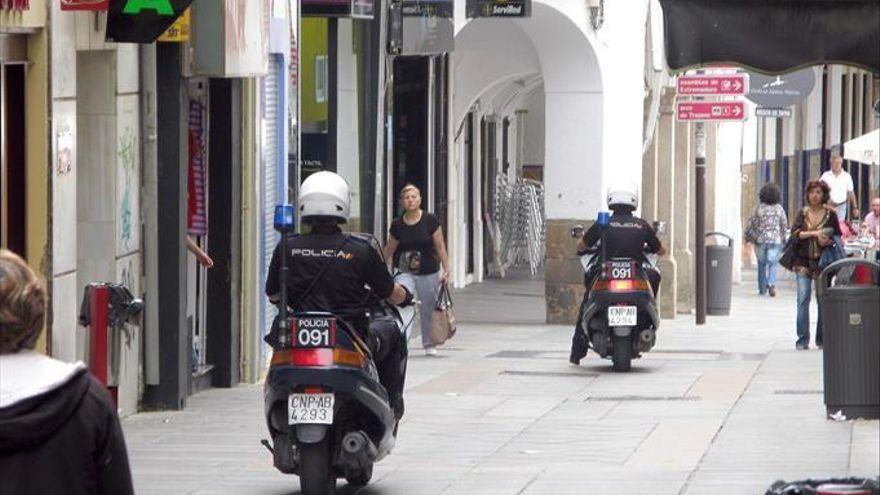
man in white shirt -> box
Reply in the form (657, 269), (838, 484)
(820, 155), (859, 220)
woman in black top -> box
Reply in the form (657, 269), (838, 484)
(384, 185), (451, 355)
(790, 180), (842, 349)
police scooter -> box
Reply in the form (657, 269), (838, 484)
(571, 213), (663, 372)
(261, 205), (416, 495)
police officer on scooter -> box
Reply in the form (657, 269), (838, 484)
(265, 171), (414, 419)
(569, 184), (666, 365)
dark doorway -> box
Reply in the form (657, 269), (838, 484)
(1, 64), (26, 257)
(392, 56), (429, 216)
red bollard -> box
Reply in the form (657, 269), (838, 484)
(87, 285), (117, 406)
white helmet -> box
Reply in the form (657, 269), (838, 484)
(606, 182), (639, 210)
(299, 171), (351, 223)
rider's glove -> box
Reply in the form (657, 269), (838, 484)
(400, 286), (415, 307)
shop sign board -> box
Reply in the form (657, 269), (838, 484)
(105, 0), (193, 43)
(402, 0), (453, 17)
(190, 0), (268, 77)
(746, 68), (815, 108)
(677, 75), (747, 96)
(60, 0), (107, 10)
(301, 0), (373, 19)
(755, 107), (792, 118)
(676, 101), (746, 122)
(466, 0), (529, 18)
(1, 0), (29, 10)
(157, 6), (189, 42)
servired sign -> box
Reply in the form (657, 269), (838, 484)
(677, 75), (748, 96)
(677, 101), (746, 122)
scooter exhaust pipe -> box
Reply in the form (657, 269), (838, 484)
(638, 329), (656, 352)
(340, 431), (378, 469)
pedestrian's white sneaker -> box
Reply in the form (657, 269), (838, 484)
(424, 347), (438, 356)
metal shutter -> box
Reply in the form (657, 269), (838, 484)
(261, 57), (281, 369)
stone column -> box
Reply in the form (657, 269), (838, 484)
(674, 120), (694, 314)
(655, 90), (677, 318)
(544, 91), (603, 324)
(642, 136), (658, 223)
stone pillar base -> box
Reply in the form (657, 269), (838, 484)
(657, 256), (678, 318)
(674, 248), (694, 314)
(545, 219), (589, 324)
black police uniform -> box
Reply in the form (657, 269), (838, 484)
(570, 210), (662, 364)
(265, 227), (408, 418)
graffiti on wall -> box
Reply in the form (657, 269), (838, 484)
(117, 126), (136, 252)
(55, 118), (74, 176)
(115, 95), (141, 258)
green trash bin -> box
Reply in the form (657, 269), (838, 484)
(817, 259), (880, 420)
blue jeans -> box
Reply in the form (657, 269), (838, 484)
(796, 273), (823, 346)
(755, 243), (782, 294)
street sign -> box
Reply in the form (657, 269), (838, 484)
(466, 0), (529, 18)
(676, 101), (746, 122)
(746, 68), (815, 108)
(677, 75), (748, 96)
(755, 107), (792, 118)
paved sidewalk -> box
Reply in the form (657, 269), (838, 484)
(124, 272), (879, 494)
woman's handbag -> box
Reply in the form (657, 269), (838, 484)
(428, 283), (457, 346)
(778, 236), (797, 271)
(744, 211), (760, 244)
(818, 236), (847, 269)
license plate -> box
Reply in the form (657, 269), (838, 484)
(292, 316), (336, 348)
(608, 306), (637, 326)
(288, 393), (335, 425)
(607, 261), (634, 280)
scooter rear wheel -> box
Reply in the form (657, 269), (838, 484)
(611, 335), (632, 372)
(299, 439), (336, 495)
(345, 463), (373, 487)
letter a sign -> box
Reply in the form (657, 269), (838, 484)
(106, 0), (192, 43)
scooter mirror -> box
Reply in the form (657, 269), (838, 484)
(571, 225), (585, 239)
(653, 221), (667, 235)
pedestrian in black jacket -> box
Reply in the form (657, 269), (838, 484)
(0, 248), (134, 495)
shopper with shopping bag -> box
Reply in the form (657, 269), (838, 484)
(384, 184), (452, 356)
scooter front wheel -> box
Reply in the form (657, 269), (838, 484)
(611, 335), (632, 372)
(299, 438), (336, 495)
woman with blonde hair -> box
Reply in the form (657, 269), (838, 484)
(384, 184), (451, 356)
(0, 249), (134, 494)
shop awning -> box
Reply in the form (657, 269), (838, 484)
(844, 129), (879, 166)
(658, 0), (880, 74)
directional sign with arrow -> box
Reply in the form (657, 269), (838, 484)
(676, 101), (746, 122)
(677, 75), (748, 96)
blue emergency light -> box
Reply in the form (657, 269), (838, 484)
(273, 204), (295, 233)
(597, 211), (611, 227)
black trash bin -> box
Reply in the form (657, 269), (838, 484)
(818, 259), (880, 420)
(706, 232), (734, 316)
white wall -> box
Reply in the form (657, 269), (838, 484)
(50, 10), (142, 416)
(520, 85), (545, 167)
(336, 20), (361, 220)
(453, 0), (649, 220)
